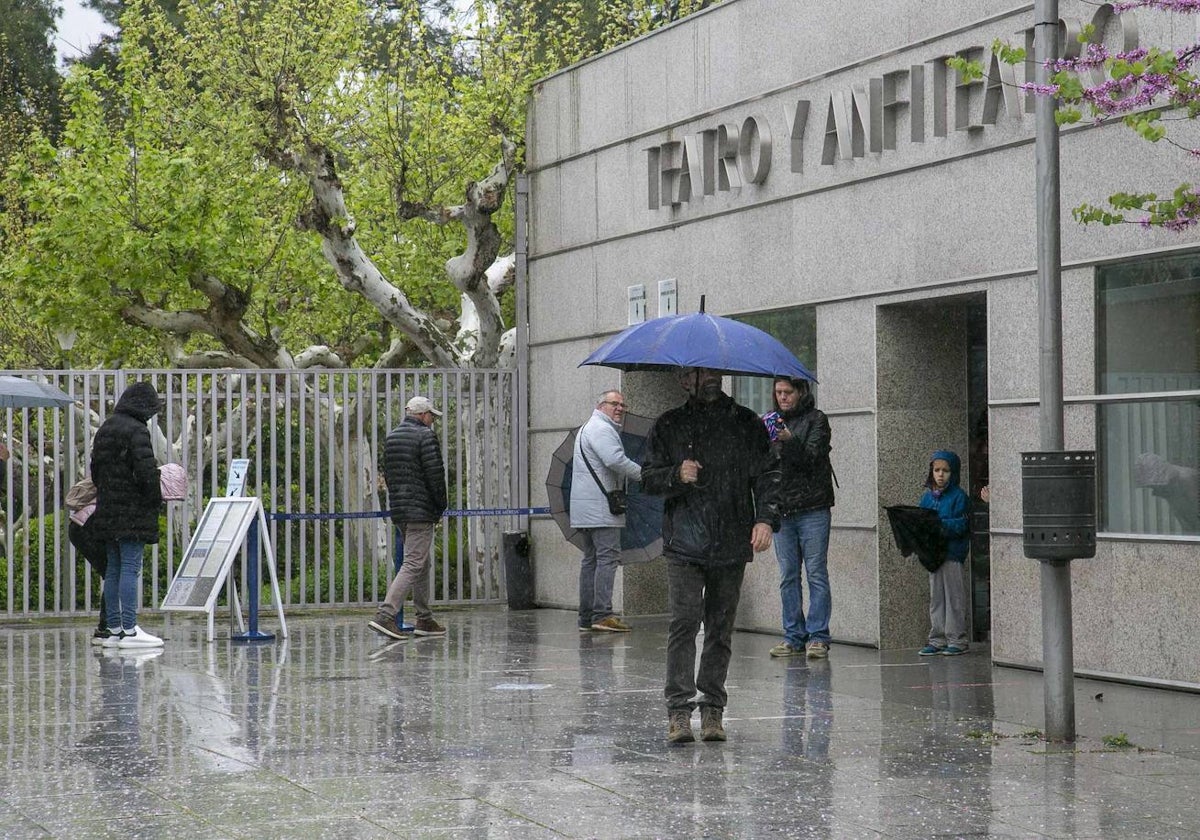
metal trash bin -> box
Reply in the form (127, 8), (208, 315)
(502, 531), (535, 610)
(1022, 450), (1097, 560)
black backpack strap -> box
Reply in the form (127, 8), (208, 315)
(579, 430), (610, 495)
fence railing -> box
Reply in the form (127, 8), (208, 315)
(0, 368), (517, 619)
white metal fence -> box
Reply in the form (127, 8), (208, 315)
(0, 368), (518, 619)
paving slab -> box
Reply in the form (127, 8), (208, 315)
(2, 607), (1200, 838)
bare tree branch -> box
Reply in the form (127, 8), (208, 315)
(120, 269), (295, 368)
(293, 345), (346, 368)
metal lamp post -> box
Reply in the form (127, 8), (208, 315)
(1032, 0), (1077, 743)
(54, 327), (79, 502)
(53, 327), (77, 371)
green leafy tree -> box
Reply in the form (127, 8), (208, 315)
(2, 0), (722, 369)
(2, 0), (518, 369)
(0, 0), (63, 366)
(0, 0), (62, 136)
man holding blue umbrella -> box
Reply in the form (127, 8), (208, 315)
(641, 366), (781, 743)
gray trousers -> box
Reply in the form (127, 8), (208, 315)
(665, 561), (746, 712)
(928, 559), (968, 648)
(380, 522), (435, 622)
(578, 527), (621, 627)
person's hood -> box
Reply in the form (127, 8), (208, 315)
(114, 382), (160, 422)
(925, 449), (962, 490)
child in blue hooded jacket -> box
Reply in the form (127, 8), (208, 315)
(918, 449), (970, 656)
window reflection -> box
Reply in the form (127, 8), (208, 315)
(729, 306), (817, 413)
(1096, 255), (1200, 536)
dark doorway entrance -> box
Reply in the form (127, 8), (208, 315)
(876, 292), (989, 649)
(966, 300), (990, 642)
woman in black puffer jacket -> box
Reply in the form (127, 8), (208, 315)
(90, 382), (164, 648)
(767, 377), (835, 661)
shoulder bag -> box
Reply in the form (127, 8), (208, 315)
(579, 435), (627, 516)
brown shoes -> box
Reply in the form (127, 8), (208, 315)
(368, 612), (406, 640)
(413, 617), (446, 636)
(668, 708), (727, 742)
(590, 615), (631, 632)
(667, 709), (694, 743)
(700, 706), (726, 742)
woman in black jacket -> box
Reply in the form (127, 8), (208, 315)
(767, 377), (835, 661)
(90, 382), (164, 648)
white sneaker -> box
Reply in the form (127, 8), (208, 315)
(101, 628), (125, 648)
(116, 625), (164, 648)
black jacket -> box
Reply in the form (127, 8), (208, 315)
(642, 392), (780, 567)
(776, 390), (835, 514)
(89, 382), (163, 542)
(384, 416), (447, 524)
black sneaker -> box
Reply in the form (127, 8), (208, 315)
(368, 612), (406, 640)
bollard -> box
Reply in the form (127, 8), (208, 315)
(502, 531), (535, 610)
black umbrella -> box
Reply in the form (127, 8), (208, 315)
(545, 412), (664, 565)
(884, 505), (946, 573)
(0, 376), (75, 409)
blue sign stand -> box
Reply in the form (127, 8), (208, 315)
(162, 496), (286, 643)
(233, 518), (276, 644)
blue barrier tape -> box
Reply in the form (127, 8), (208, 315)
(267, 506), (551, 522)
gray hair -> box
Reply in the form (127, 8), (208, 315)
(597, 389), (621, 406)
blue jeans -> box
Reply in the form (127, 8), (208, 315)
(578, 527), (621, 627)
(103, 539), (146, 631)
(776, 508), (832, 647)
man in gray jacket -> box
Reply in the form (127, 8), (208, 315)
(369, 396), (448, 640)
(570, 390), (642, 632)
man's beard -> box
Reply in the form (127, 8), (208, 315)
(699, 381), (722, 401)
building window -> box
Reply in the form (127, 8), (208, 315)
(730, 306), (817, 415)
(1096, 254), (1200, 536)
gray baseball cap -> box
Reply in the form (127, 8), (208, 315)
(405, 396), (443, 416)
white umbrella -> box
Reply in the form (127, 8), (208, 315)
(0, 376), (76, 409)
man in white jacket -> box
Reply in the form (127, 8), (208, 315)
(570, 390), (643, 632)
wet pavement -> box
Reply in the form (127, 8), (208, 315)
(4, 608), (1200, 839)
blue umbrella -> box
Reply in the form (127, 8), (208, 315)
(579, 299), (816, 381)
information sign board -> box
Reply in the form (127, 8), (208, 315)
(162, 496), (286, 641)
(225, 458), (250, 497)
